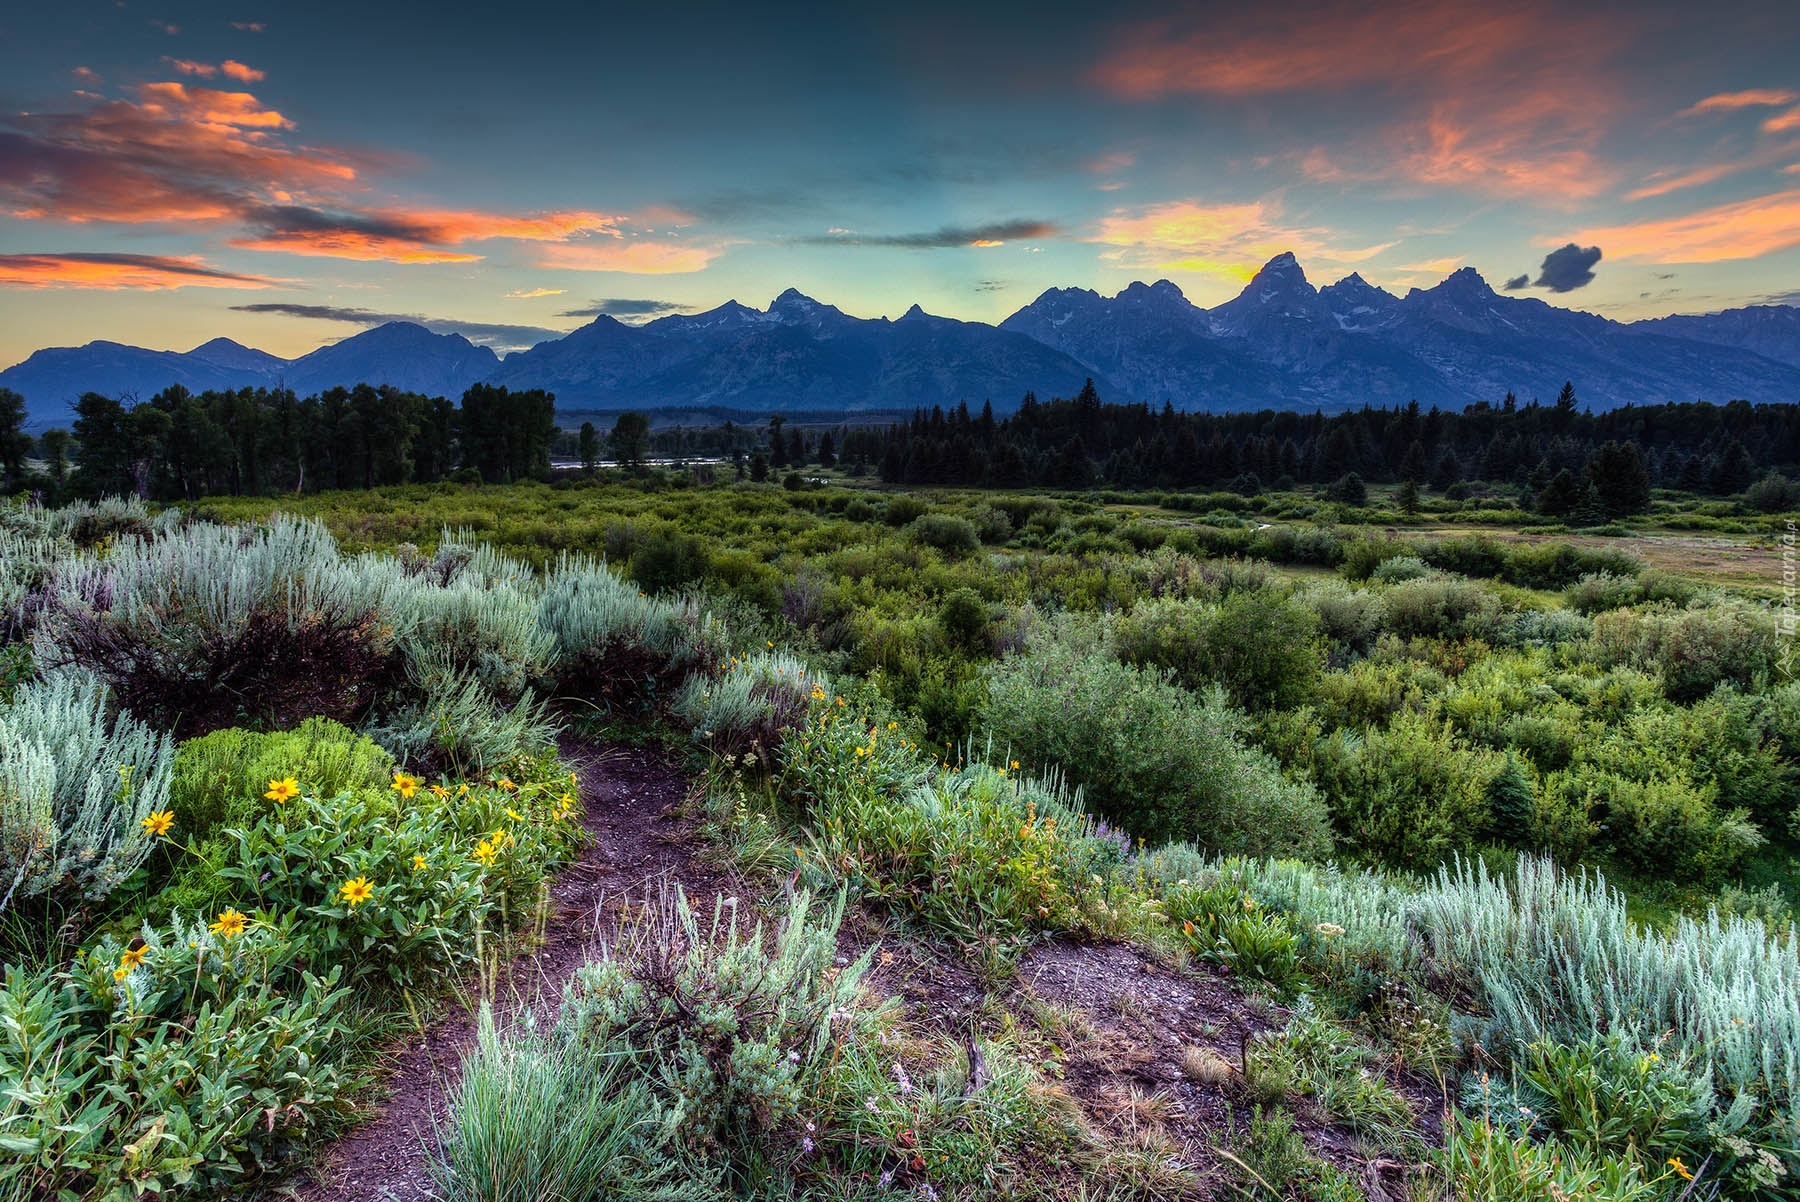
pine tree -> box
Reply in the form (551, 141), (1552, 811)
(1584, 440), (1651, 517)
(1397, 478), (1420, 516)
(578, 421), (601, 474)
(1486, 754), (1537, 848)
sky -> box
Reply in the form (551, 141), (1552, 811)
(1, 0), (1798, 367)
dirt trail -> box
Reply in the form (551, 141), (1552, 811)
(294, 740), (722, 1202)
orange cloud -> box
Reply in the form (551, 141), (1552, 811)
(1678, 90), (1799, 117)
(71, 66), (101, 84)
(1766, 108), (1800, 136)
(164, 57), (218, 78)
(221, 61), (265, 83)
(1573, 189), (1800, 263)
(6, 68), (720, 271)
(1092, 197), (1394, 277)
(229, 206), (626, 262)
(0, 252), (275, 289)
(1093, 0), (1618, 199)
(506, 287), (567, 299)
(537, 237), (721, 274)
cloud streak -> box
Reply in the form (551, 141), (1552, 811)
(0, 252), (276, 289)
(557, 298), (695, 318)
(802, 220), (1057, 248)
(1574, 190), (1800, 263)
(0, 73), (717, 270)
(229, 302), (566, 349)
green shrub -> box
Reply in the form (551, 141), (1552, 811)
(0, 672), (174, 917)
(982, 631), (1331, 855)
(0, 922), (355, 1199)
(1591, 602), (1779, 703)
(1379, 575), (1504, 642)
(882, 495), (929, 526)
(1115, 590), (1324, 711)
(168, 717), (396, 839)
(936, 587), (990, 653)
(1315, 713), (1504, 868)
(906, 512), (980, 555)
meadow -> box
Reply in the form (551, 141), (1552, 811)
(3, 472), (1799, 1201)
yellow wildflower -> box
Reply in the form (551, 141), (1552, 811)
(496, 778), (517, 792)
(141, 810), (175, 837)
(1667, 1157), (1693, 1181)
(1009, 760), (1020, 771)
(429, 784), (451, 799)
(473, 839), (498, 866)
(210, 908), (248, 938)
(411, 854), (428, 872)
(338, 876), (375, 906)
(119, 945), (148, 971)
(264, 777), (300, 804)
(112, 967), (129, 981)
(391, 772), (419, 799)
(505, 807), (523, 822)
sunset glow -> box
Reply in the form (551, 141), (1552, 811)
(0, 0), (1795, 364)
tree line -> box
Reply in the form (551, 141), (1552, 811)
(853, 381), (1800, 513)
(1, 383), (557, 501)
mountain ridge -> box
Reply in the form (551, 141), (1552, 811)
(5, 260), (1797, 428)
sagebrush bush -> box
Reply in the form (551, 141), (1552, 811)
(675, 649), (825, 760)
(982, 630), (1331, 855)
(33, 517), (393, 736)
(536, 553), (716, 714)
(0, 672), (173, 916)
(559, 886), (876, 1172)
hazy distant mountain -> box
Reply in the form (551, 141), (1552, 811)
(1006, 256), (1800, 413)
(4, 259), (1798, 428)
(1631, 306), (1800, 370)
(493, 288), (1106, 412)
(284, 323), (500, 398)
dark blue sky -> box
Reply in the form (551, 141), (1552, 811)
(1, 0), (1797, 362)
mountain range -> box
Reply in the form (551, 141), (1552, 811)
(5, 254), (1798, 429)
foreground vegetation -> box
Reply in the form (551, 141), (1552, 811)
(4, 471), (1798, 1199)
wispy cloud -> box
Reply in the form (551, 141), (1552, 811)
(1, 69), (715, 270)
(505, 287), (566, 299)
(0, 251), (276, 289)
(1573, 190), (1800, 263)
(1094, 0), (1620, 200)
(229, 302), (565, 349)
(557, 298), (696, 319)
(1677, 89), (1798, 117)
(802, 220), (1057, 248)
